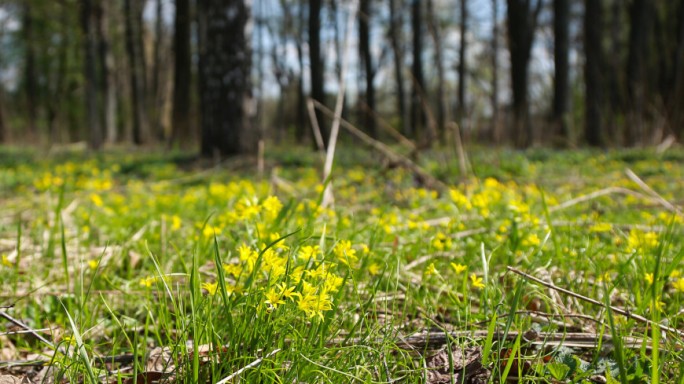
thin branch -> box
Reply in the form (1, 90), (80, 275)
(321, 0), (358, 208)
(625, 168), (682, 215)
(507, 266), (684, 338)
(313, 100), (447, 191)
(216, 349), (281, 384)
(0, 310), (54, 348)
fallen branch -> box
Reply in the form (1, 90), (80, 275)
(507, 266), (684, 338)
(625, 168), (682, 215)
(549, 186), (650, 212)
(0, 310), (54, 348)
(216, 348), (281, 384)
(313, 100), (447, 191)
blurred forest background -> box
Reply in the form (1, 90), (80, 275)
(0, 0), (682, 156)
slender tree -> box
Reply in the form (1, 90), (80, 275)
(506, 0), (543, 148)
(427, 0), (447, 139)
(626, 0), (651, 145)
(198, 0), (252, 157)
(96, 0), (117, 144)
(23, 3), (38, 140)
(491, 0), (501, 142)
(584, 0), (603, 146)
(309, 0), (327, 145)
(359, 0), (376, 138)
(152, 0), (165, 140)
(81, 0), (103, 148)
(124, 0), (146, 145)
(295, 1), (307, 142)
(410, 0), (425, 140)
(171, 0), (192, 148)
(389, 0), (409, 136)
(552, 0), (569, 143)
(456, 0), (467, 133)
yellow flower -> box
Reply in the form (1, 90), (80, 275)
(597, 272), (612, 282)
(264, 287), (285, 309)
(589, 222), (612, 233)
(521, 233), (541, 247)
(261, 196), (283, 218)
(672, 278), (684, 293)
(432, 232), (452, 251)
(202, 224), (222, 238)
(470, 273), (485, 289)
(139, 276), (158, 288)
(645, 273), (654, 285)
(277, 283), (297, 301)
(298, 245), (321, 260)
(450, 263), (467, 274)
(323, 274), (344, 293)
(671, 270), (681, 279)
(222, 263), (242, 277)
(202, 282), (218, 296)
(334, 240), (358, 267)
(368, 263), (381, 276)
(424, 263), (438, 277)
(1, 254), (11, 267)
(171, 215), (182, 231)
(88, 260), (99, 270)
(90, 193), (104, 207)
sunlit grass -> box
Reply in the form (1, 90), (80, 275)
(0, 147), (683, 382)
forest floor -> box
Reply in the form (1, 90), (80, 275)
(0, 145), (683, 383)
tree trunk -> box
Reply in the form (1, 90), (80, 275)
(294, 0), (307, 143)
(389, 0), (409, 136)
(506, 0), (542, 148)
(584, 0), (603, 146)
(309, 0), (327, 146)
(552, 0), (569, 143)
(456, 0), (467, 135)
(82, 0), (102, 149)
(152, 0), (165, 141)
(171, 0), (192, 149)
(359, 0), (376, 138)
(124, 0), (147, 145)
(491, 0), (500, 143)
(606, 0), (624, 143)
(672, 0), (684, 138)
(427, 0), (447, 140)
(410, 0), (425, 141)
(97, 0), (117, 144)
(198, 0), (252, 158)
(23, 4), (38, 140)
(626, 0), (651, 145)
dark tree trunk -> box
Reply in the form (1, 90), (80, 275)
(96, 0), (117, 144)
(359, 0), (376, 138)
(171, 0), (192, 148)
(46, 3), (69, 142)
(672, 0), (684, 138)
(606, 0), (624, 142)
(124, 0), (146, 145)
(457, 0), (467, 127)
(427, 0), (447, 140)
(626, 0), (651, 145)
(309, 0), (327, 146)
(198, 0), (251, 158)
(410, 0), (425, 141)
(389, 0), (409, 136)
(23, 4), (38, 140)
(152, 0), (165, 141)
(294, 0), (307, 143)
(82, 0), (103, 149)
(506, 0), (542, 148)
(552, 0), (569, 143)
(491, 0), (501, 143)
(584, 0), (603, 146)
